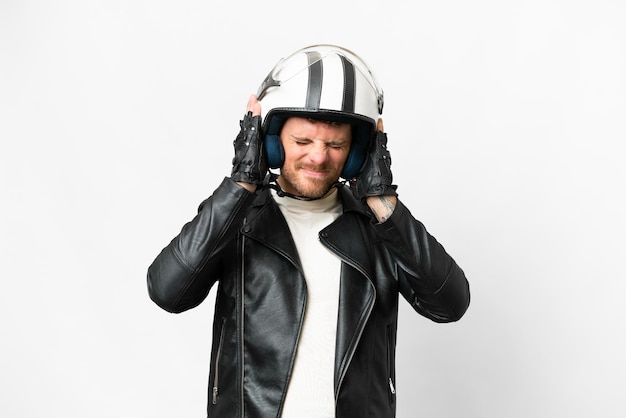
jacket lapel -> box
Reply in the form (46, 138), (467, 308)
(242, 189), (302, 272)
(319, 190), (377, 396)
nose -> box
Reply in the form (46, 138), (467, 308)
(307, 143), (329, 166)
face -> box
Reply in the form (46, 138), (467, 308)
(277, 117), (352, 199)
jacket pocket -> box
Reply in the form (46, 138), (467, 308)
(212, 317), (227, 405)
(386, 325), (396, 406)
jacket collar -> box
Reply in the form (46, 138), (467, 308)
(246, 182), (375, 270)
(252, 183), (371, 216)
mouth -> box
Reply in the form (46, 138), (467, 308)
(300, 166), (329, 179)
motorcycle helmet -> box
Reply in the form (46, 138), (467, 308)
(256, 44), (384, 180)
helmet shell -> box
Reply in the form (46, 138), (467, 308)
(257, 44), (384, 179)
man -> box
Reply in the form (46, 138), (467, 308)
(147, 44), (470, 418)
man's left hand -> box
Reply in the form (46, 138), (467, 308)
(351, 118), (398, 199)
(350, 118), (398, 222)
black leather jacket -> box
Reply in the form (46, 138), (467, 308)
(147, 178), (470, 418)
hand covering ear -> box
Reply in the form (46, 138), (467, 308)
(231, 111), (267, 185)
(350, 126), (398, 201)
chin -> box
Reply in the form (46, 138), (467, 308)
(300, 188), (331, 199)
(279, 167), (341, 199)
(283, 179), (332, 199)
(299, 179), (340, 199)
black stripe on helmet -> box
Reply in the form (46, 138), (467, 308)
(305, 51), (323, 109)
(340, 55), (356, 113)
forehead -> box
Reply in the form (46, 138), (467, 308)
(281, 116), (352, 141)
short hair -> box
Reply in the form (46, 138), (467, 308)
(305, 117), (350, 128)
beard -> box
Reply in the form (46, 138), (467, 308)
(278, 164), (340, 200)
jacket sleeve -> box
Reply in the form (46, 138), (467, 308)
(147, 178), (255, 313)
(373, 200), (470, 322)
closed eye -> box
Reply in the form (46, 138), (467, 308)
(328, 142), (348, 150)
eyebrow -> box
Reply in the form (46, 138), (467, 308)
(290, 135), (349, 147)
(326, 139), (349, 147)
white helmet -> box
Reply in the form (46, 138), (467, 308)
(257, 44), (384, 180)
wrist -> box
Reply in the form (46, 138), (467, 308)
(236, 181), (257, 193)
(366, 195), (397, 223)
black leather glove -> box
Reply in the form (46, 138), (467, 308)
(231, 111), (267, 185)
(350, 130), (398, 201)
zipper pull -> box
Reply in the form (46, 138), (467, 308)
(212, 387), (218, 404)
(388, 377), (396, 395)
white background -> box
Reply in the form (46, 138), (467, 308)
(1, 1), (625, 417)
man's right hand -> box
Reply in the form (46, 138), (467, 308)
(231, 95), (267, 190)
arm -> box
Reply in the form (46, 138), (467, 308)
(148, 95), (266, 313)
(147, 178), (256, 313)
(352, 118), (469, 322)
(374, 200), (470, 322)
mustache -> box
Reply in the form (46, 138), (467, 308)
(297, 163), (330, 172)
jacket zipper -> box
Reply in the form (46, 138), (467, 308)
(387, 325), (396, 404)
(239, 218), (247, 418)
(336, 297), (374, 402)
(212, 317), (227, 404)
(325, 252), (375, 403)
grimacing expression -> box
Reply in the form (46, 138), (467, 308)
(277, 117), (352, 199)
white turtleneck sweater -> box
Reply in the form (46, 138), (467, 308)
(271, 188), (343, 418)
